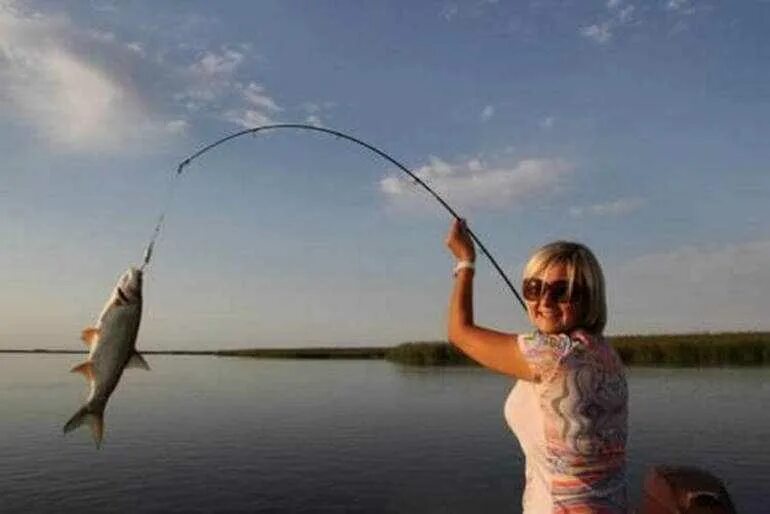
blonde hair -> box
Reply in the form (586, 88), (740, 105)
(522, 241), (607, 334)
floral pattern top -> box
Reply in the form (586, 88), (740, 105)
(504, 330), (628, 513)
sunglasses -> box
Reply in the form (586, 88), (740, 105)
(522, 278), (584, 303)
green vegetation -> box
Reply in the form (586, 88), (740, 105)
(384, 342), (475, 366)
(217, 347), (388, 360)
(385, 332), (770, 367)
(3, 332), (768, 366)
(611, 332), (770, 367)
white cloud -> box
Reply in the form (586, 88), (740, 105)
(440, 3), (459, 21)
(580, 22), (613, 44)
(177, 47), (283, 129)
(164, 119), (189, 134)
(177, 48), (248, 111)
(305, 114), (322, 127)
(609, 240), (770, 333)
(380, 155), (573, 211)
(665, 0), (703, 17)
(579, 2), (636, 44)
(540, 115), (555, 129)
(480, 105), (495, 122)
(0, 1), (282, 148)
(570, 197), (644, 218)
(0, 2), (183, 152)
(668, 19), (689, 36)
(190, 48), (243, 90)
(125, 42), (145, 56)
(190, 49), (244, 77)
(440, 0), (499, 21)
(223, 81), (281, 128)
(225, 108), (273, 129)
(241, 82), (280, 111)
(617, 5), (635, 23)
(298, 101), (335, 128)
(666, 0), (690, 11)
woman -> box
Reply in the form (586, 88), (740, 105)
(445, 219), (628, 513)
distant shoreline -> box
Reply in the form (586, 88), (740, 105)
(2, 331), (768, 367)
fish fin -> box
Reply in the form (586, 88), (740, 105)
(126, 352), (150, 371)
(63, 405), (105, 448)
(70, 361), (95, 381)
(80, 327), (100, 347)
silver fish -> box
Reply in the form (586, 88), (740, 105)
(63, 267), (148, 447)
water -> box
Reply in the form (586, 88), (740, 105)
(0, 355), (767, 513)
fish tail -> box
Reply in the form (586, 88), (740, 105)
(63, 404), (105, 448)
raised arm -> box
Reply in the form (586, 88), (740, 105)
(445, 219), (539, 381)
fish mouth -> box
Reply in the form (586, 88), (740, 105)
(115, 267), (142, 304)
(116, 287), (130, 304)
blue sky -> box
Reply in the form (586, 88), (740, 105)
(1, 0), (768, 350)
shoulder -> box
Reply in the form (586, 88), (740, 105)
(517, 332), (580, 382)
(521, 330), (624, 382)
(518, 331), (578, 358)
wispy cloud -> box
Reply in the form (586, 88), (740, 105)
(580, 23), (613, 44)
(480, 105), (495, 122)
(176, 45), (282, 129)
(0, 1), (185, 151)
(224, 82), (281, 128)
(299, 101), (335, 127)
(539, 115), (555, 129)
(610, 240), (770, 332)
(580, 1), (636, 44)
(440, 3), (459, 21)
(380, 155), (573, 211)
(570, 197), (644, 218)
(190, 49), (244, 77)
(0, 2), (283, 150)
(665, 0), (696, 14)
(663, 0), (709, 35)
(440, 0), (500, 22)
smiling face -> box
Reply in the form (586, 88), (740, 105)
(525, 262), (582, 335)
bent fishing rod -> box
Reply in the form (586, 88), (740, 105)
(146, 123), (527, 312)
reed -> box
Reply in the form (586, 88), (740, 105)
(384, 332), (770, 367)
(384, 342), (475, 366)
(4, 332), (767, 366)
(217, 347), (388, 360)
(610, 332), (770, 367)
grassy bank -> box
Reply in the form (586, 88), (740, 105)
(217, 347), (388, 359)
(383, 342), (475, 366)
(385, 332), (770, 367)
(2, 332), (768, 366)
(611, 332), (770, 367)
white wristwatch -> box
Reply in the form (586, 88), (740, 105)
(453, 260), (475, 277)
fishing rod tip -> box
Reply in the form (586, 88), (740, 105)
(176, 159), (190, 174)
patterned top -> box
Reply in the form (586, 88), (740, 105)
(504, 330), (628, 513)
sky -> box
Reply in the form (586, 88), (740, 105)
(1, 0), (768, 350)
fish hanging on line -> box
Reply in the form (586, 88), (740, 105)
(63, 267), (149, 448)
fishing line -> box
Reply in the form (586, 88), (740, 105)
(140, 166), (182, 271)
(149, 123), (527, 311)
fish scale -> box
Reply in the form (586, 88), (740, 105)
(63, 267), (149, 448)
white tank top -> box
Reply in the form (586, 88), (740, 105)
(505, 379), (553, 513)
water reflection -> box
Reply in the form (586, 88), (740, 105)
(0, 355), (767, 512)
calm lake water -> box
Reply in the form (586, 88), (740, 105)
(0, 355), (767, 513)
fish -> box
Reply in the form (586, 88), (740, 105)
(63, 266), (149, 447)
